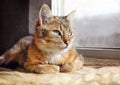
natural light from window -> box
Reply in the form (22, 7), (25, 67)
(52, 0), (120, 18)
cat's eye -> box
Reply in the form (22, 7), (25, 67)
(68, 32), (72, 36)
(52, 30), (61, 35)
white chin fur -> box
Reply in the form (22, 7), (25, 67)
(60, 44), (72, 53)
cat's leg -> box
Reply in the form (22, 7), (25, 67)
(24, 63), (60, 73)
(0, 36), (33, 65)
(60, 55), (84, 72)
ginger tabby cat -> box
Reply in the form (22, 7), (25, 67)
(0, 4), (84, 73)
(24, 4), (84, 73)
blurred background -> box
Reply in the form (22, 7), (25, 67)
(0, 0), (50, 55)
(52, 0), (120, 48)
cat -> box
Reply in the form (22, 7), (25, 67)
(0, 4), (84, 73)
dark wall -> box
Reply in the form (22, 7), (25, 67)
(0, 0), (29, 55)
(29, 0), (51, 34)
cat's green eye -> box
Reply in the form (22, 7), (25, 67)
(68, 32), (72, 36)
(53, 30), (61, 36)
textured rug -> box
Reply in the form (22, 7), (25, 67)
(0, 66), (120, 85)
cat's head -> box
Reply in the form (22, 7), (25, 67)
(34, 4), (75, 53)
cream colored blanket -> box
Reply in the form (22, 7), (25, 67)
(0, 66), (120, 85)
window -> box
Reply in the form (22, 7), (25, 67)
(52, 0), (120, 58)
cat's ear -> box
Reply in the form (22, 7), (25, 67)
(39, 4), (52, 25)
(66, 10), (76, 21)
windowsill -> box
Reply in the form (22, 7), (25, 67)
(76, 47), (120, 59)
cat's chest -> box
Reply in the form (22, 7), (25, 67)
(46, 47), (72, 64)
(47, 53), (66, 64)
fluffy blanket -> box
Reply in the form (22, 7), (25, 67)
(0, 66), (120, 85)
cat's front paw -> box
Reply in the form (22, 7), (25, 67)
(60, 64), (73, 72)
(38, 64), (60, 74)
(60, 57), (84, 72)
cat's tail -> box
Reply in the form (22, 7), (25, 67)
(84, 57), (120, 68)
(0, 36), (33, 67)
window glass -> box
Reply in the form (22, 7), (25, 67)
(52, 0), (120, 48)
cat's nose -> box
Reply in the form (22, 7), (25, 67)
(64, 42), (68, 47)
(63, 38), (69, 48)
(63, 40), (69, 48)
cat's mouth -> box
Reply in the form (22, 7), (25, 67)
(60, 43), (72, 50)
(60, 43), (68, 49)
